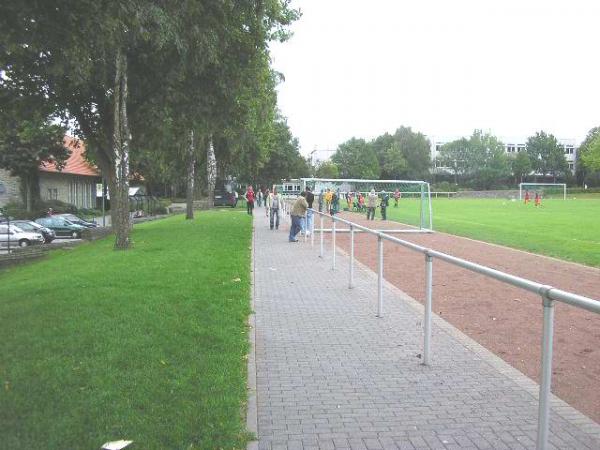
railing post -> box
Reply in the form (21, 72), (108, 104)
(319, 214), (324, 258)
(332, 217), (336, 270)
(377, 234), (383, 317)
(423, 253), (433, 365)
(303, 212), (307, 242)
(536, 290), (555, 450)
(349, 225), (354, 289)
(311, 210), (315, 247)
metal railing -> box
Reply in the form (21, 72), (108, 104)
(280, 199), (600, 450)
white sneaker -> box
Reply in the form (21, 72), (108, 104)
(306, 231), (311, 237)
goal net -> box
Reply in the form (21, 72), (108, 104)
(301, 178), (433, 231)
(519, 183), (566, 200)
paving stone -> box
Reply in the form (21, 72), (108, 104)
(252, 214), (600, 449)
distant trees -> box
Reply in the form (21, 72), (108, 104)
(315, 161), (339, 179)
(511, 151), (532, 184)
(332, 138), (380, 179)
(580, 127), (600, 173)
(438, 130), (510, 189)
(330, 127), (430, 181)
(525, 131), (569, 181)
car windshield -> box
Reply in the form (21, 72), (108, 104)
(15, 222), (34, 230)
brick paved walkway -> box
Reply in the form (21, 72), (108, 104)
(251, 211), (600, 450)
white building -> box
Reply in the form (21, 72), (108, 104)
(429, 135), (578, 173)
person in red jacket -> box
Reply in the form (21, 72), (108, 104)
(524, 190), (530, 204)
(245, 186), (255, 215)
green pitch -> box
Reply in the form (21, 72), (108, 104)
(385, 197), (600, 267)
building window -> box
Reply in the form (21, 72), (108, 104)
(568, 163), (574, 169)
(565, 147), (574, 155)
(518, 146), (525, 152)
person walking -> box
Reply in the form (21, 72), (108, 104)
(367, 188), (377, 220)
(267, 188), (283, 230)
(331, 189), (340, 215)
(304, 186), (315, 236)
(380, 190), (389, 220)
(256, 189), (263, 208)
(264, 189), (270, 217)
(289, 192), (308, 242)
(245, 186), (255, 215)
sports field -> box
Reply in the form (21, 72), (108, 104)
(385, 197), (600, 267)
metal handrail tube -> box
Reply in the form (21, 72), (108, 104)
(310, 207), (600, 313)
(304, 206), (599, 450)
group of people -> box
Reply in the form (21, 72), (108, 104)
(523, 190), (542, 207)
(243, 184), (396, 242)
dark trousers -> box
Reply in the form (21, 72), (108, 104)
(289, 215), (302, 241)
(381, 206), (387, 220)
(367, 207), (375, 220)
(270, 208), (280, 229)
(246, 200), (254, 215)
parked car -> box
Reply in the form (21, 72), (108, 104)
(55, 213), (99, 228)
(35, 217), (86, 239)
(0, 224), (45, 247)
(11, 220), (56, 243)
(213, 190), (238, 208)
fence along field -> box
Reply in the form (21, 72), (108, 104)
(383, 197), (600, 267)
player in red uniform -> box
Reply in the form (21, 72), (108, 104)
(534, 192), (541, 207)
(524, 190), (530, 204)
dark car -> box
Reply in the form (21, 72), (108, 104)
(55, 213), (99, 228)
(213, 190), (238, 208)
(35, 217), (86, 239)
(12, 220), (56, 243)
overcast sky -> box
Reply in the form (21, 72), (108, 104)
(269, 0), (600, 156)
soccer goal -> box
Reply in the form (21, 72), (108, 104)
(301, 178), (433, 231)
(519, 183), (566, 200)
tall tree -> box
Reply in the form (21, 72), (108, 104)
(511, 151), (532, 184)
(0, 103), (69, 211)
(315, 161), (339, 179)
(576, 127), (600, 186)
(1, 1), (178, 248)
(332, 138), (380, 179)
(526, 131), (568, 181)
(438, 137), (471, 184)
(391, 126), (431, 179)
(581, 135), (600, 172)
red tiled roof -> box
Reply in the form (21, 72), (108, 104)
(39, 136), (100, 177)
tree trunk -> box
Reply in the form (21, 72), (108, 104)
(185, 129), (195, 220)
(206, 135), (217, 208)
(111, 48), (132, 250)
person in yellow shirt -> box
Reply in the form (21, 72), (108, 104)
(324, 189), (333, 214)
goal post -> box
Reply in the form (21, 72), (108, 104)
(519, 183), (566, 200)
(301, 178), (433, 231)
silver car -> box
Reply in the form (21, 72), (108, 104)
(0, 224), (45, 247)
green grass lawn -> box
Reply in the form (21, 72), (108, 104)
(0, 211), (252, 449)
(384, 198), (600, 267)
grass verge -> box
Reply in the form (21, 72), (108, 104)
(0, 211), (252, 449)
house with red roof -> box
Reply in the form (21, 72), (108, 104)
(0, 136), (102, 209)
